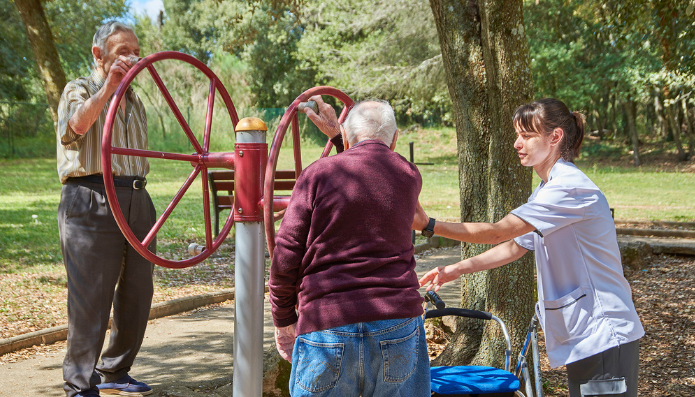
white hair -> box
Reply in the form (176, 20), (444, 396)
(342, 100), (398, 146)
(92, 21), (137, 60)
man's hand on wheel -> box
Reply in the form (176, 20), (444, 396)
(303, 95), (342, 139)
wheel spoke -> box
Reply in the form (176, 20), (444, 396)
(201, 167), (213, 249)
(111, 147), (199, 162)
(203, 78), (215, 152)
(142, 165), (202, 247)
(147, 64), (204, 154)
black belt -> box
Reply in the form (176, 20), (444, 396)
(69, 175), (147, 189)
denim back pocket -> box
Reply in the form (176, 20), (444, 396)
(295, 338), (344, 393)
(543, 286), (596, 344)
(380, 328), (419, 383)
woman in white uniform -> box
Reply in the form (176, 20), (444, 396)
(417, 98), (644, 397)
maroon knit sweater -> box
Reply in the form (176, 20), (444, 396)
(269, 140), (424, 335)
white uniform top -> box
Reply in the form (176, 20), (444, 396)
(512, 159), (644, 369)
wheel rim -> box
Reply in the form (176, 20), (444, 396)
(102, 51), (239, 268)
(263, 86), (355, 259)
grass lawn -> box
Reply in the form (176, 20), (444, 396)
(1, 126), (694, 274)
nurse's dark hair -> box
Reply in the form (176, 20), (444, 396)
(513, 98), (585, 162)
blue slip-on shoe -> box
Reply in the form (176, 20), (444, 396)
(97, 375), (152, 396)
(75, 392), (100, 397)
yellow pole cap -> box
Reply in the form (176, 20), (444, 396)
(235, 117), (268, 132)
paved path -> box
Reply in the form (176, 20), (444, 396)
(0, 247), (462, 397)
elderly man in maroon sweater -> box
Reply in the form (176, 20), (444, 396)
(269, 97), (430, 397)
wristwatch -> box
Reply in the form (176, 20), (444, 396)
(421, 218), (436, 238)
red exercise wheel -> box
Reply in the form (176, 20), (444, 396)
(263, 86), (355, 258)
(102, 51), (239, 269)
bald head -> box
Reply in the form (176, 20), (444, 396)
(342, 100), (398, 146)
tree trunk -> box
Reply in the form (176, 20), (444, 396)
(664, 90), (688, 161)
(611, 90), (618, 138)
(623, 98), (641, 167)
(682, 98), (695, 156)
(429, 0), (535, 371)
(599, 90), (610, 138)
(654, 88), (667, 139)
(14, 0), (67, 125)
(262, 343), (291, 396)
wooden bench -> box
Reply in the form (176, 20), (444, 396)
(208, 170), (297, 236)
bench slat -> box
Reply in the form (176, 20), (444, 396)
(216, 181), (234, 191)
(273, 180), (296, 191)
(209, 170), (234, 180)
(275, 170), (296, 179)
(218, 196), (234, 207)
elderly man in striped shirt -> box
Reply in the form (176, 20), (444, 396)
(56, 21), (154, 397)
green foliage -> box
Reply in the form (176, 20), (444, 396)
(7, 0), (695, 161)
(524, 0), (695, 148)
(243, 6), (317, 108)
(295, 0), (451, 124)
(0, 1), (32, 101)
(2, 0), (130, 158)
(135, 0), (450, 122)
(42, 0), (130, 79)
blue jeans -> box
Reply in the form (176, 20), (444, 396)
(289, 316), (430, 397)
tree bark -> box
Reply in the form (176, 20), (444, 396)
(611, 90), (618, 138)
(682, 98), (695, 156)
(14, 0), (67, 125)
(429, 0), (534, 370)
(262, 343), (291, 396)
(654, 87), (667, 139)
(623, 98), (641, 167)
(598, 91), (610, 138)
(664, 90), (688, 161)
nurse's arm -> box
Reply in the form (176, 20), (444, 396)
(429, 213), (535, 245)
(419, 240), (528, 292)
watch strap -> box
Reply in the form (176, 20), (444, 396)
(422, 217), (436, 237)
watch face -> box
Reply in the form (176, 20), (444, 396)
(422, 218), (435, 238)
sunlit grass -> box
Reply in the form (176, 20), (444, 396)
(1, 126), (693, 273)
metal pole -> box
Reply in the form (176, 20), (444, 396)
(531, 320), (544, 397)
(233, 118), (268, 397)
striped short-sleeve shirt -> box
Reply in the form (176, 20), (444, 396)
(57, 69), (149, 184)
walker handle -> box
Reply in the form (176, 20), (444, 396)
(425, 308), (493, 321)
(425, 291), (446, 310)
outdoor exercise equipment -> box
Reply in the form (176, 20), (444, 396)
(102, 51), (240, 269)
(263, 86), (354, 258)
(101, 51), (354, 397)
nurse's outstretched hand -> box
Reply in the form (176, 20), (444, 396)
(419, 265), (459, 292)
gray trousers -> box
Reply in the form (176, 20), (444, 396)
(58, 179), (156, 397)
(566, 339), (640, 397)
